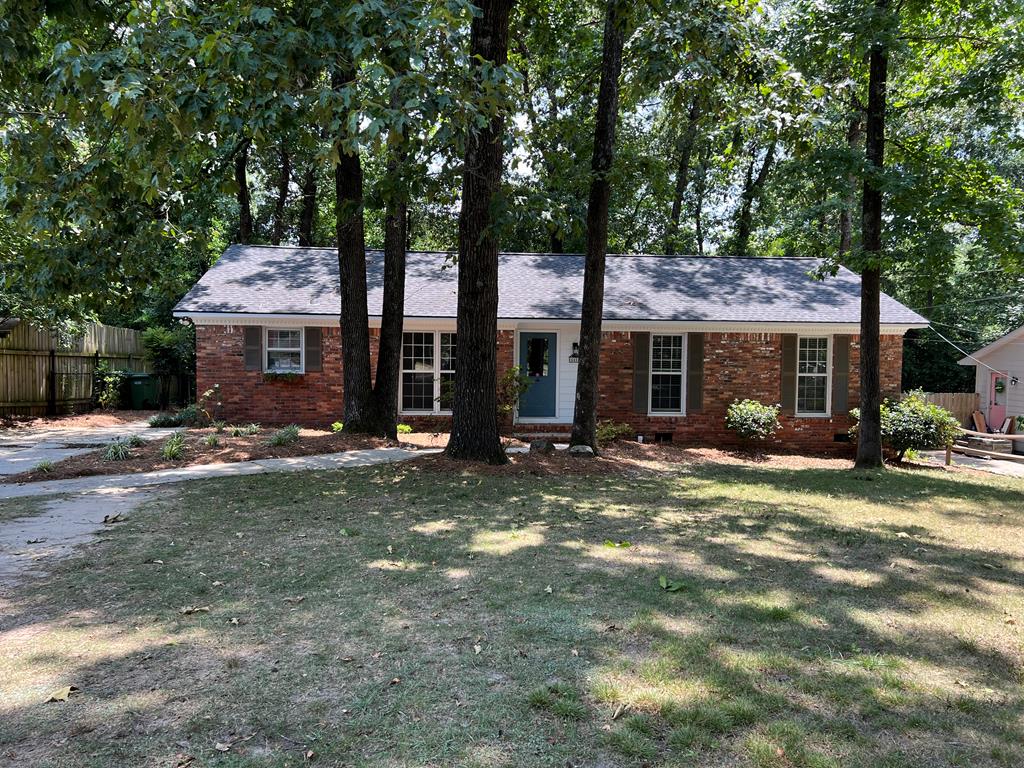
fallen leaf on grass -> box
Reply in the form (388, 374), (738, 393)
(544, 585), (553, 594)
(603, 540), (631, 548)
(179, 605), (211, 615)
(46, 685), (79, 703)
(658, 575), (688, 593)
(283, 596), (305, 604)
(473, 644), (482, 655)
(214, 733), (255, 753)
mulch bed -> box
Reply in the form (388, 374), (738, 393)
(405, 441), (858, 477)
(7, 427), (450, 484)
(0, 410), (160, 432)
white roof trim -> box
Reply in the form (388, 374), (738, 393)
(175, 311), (921, 335)
(958, 324), (1024, 365)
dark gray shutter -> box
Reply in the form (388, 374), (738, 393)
(780, 334), (797, 414)
(305, 327), (323, 372)
(686, 332), (704, 412)
(244, 326), (262, 371)
(632, 331), (650, 413)
(832, 335), (850, 415)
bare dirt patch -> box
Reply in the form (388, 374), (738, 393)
(7, 427), (449, 483)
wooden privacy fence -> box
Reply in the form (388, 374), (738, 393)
(924, 391), (979, 427)
(0, 321), (151, 417)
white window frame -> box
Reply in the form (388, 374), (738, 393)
(795, 335), (831, 417)
(400, 331), (456, 415)
(648, 333), (687, 416)
(264, 327), (304, 374)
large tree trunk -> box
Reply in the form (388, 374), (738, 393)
(839, 100), (862, 257)
(663, 96), (701, 255)
(234, 138), (254, 244)
(733, 138), (777, 256)
(298, 167), (317, 247)
(445, 0), (515, 464)
(271, 143), (291, 245)
(334, 67), (375, 433)
(569, 0), (627, 452)
(855, 0), (889, 470)
(370, 105), (409, 440)
(694, 145), (709, 257)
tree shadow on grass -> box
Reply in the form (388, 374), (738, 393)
(1, 463), (1022, 767)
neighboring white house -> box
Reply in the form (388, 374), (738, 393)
(960, 324), (1024, 430)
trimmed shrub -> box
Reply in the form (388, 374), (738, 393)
(268, 424), (301, 446)
(397, 423), (413, 434)
(850, 389), (961, 461)
(148, 412), (181, 428)
(596, 420), (632, 445)
(725, 399), (781, 443)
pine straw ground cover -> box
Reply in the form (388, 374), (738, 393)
(7, 429), (454, 484)
(1, 459), (1023, 767)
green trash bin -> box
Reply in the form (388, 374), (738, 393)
(128, 373), (160, 409)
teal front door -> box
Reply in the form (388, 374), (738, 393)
(518, 332), (557, 417)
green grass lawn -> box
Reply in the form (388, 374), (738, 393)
(2, 459), (1023, 767)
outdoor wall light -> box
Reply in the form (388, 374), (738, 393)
(1012, 376), (1019, 386)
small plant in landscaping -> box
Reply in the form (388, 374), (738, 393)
(34, 460), (55, 474)
(397, 423), (413, 434)
(230, 423), (262, 437)
(212, 420), (226, 433)
(103, 440), (133, 461)
(596, 420), (632, 445)
(204, 434), (220, 448)
(161, 433), (186, 460)
(268, 424), (300, 446)
(331, 421), (344, 433)
(850, 389), (961, 462)
(125, 434), (145, 448)
(497, 365), (533, 422)
(726, 399), (781, 444)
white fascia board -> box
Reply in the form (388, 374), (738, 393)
(174, 311), (924, 336)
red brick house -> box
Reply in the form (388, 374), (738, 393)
(173, 245), (926, 450)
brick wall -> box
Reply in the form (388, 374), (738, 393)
(195, 324), (343, 425)
(195, 323), (904, 451)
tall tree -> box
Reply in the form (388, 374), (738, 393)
(663, 97), (701, 255)
(271, 143), (291, 245)
(298, 167), (318, 247)
(569, 0), (628, 452)
(234, 139), (255, 244)
(855, 0), (889, 469)
(446, 0), (516, 463)
(333, 66), (376, 433)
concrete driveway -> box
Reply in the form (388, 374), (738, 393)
(0, 422), (179, 477)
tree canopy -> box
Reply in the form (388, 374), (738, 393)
(2, 0), (1022, 386)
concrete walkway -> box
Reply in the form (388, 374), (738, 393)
(920, 450), (1024, 478)
(0, 421), (179, 476)
(0, 447), (438, 500)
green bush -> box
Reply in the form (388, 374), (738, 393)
(850, 389), (961, 461)
(268, 424), (300, 446)
(497, 365), (533, 421)
(331, 421), (344, 433)
(230, 423), (262, 437)
(161, 433), (186, 460)
(596, 420), (632, 445)
(34, 459), (55, 473)
(103, 440), (133, 461)
(725, 399), (781, 442)
(95, 361), (127, 410)
(397, 423), (413, 434)
(148, 412), (181, 428)
(125, 434), (145, 448)
(204, 433), (220, 448)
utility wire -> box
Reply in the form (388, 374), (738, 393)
(925, 325), (1006, 375)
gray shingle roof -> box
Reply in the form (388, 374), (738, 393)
(173, 245), (927, 325)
